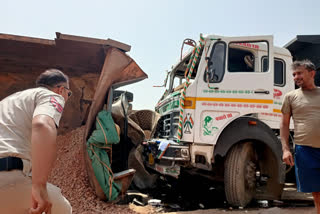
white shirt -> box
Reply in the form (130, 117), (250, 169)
(0, 87), (65, 174)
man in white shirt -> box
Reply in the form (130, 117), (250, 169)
(0, 69), (72, 214)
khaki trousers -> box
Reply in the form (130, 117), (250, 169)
(0, 170), (72, 214)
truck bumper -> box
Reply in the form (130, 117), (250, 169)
(143, 139), (190, 178)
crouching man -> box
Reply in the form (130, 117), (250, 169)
(0, 69), (72, 214)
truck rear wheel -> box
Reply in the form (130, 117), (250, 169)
(224, 142), (257, 207)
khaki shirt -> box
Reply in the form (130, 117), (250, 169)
(281, 88), (320, 148)
(0, 87), (65, 173)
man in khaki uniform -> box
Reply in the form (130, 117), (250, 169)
(0, 69), (72, 213)
(280, 60), (320, 214)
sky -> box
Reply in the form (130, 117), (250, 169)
(2, 0), (320, 110)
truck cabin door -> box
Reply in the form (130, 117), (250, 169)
(194, 36), (274, 144)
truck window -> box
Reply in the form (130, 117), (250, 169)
(204, 42), (226, 83)
(173, 76), (182, 88)
(228, 48), (255, 72)
(262, 57), (285, 86)
(228, 41), (269, 73)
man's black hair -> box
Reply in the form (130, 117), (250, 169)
(36, 69), (69, 88)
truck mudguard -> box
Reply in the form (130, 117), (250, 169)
(214, 116), (286, 183)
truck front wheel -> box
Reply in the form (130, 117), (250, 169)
(224, 142), (257, 207)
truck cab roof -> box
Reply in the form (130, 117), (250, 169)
(173, 34), (292, 77)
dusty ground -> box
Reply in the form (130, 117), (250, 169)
(130, 205), (316, 214)
(49, 127), (316, 214)
(163, 207), (316, 214)
(129, 204), (316, 214)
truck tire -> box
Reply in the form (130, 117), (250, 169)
(224, 142), (257, 207)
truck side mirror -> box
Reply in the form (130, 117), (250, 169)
(205, 57), (216, 82)
(205, 57), (213, 66)
(207, 67), (216, 81)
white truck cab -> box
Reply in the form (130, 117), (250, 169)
(144, 34), (303, 207)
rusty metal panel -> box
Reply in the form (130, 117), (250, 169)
(83, 47), (147, 200)
(0, 32), (134, 134)
(56, 32), (131, 52)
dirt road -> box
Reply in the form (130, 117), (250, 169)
(130, 205), (316, 214)
(164, 207), (316, 214)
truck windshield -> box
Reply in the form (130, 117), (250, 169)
(169, 52), (199, 92)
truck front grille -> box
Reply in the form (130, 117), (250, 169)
(155, 111), (180, 140)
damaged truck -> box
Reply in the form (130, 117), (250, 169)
(141, 34), (320, 207)
(2, 32), (320, 207)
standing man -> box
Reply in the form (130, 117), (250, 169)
(280, 60), (320, 214)
(0, 69), (72, 213)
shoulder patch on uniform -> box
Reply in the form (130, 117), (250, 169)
(50, 96), (63, 113)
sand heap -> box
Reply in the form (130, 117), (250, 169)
(48, 126), (137, 214)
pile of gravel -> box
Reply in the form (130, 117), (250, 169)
(48, 126), (137, 214)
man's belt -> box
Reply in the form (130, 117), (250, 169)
(0, 157), (23, 171)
